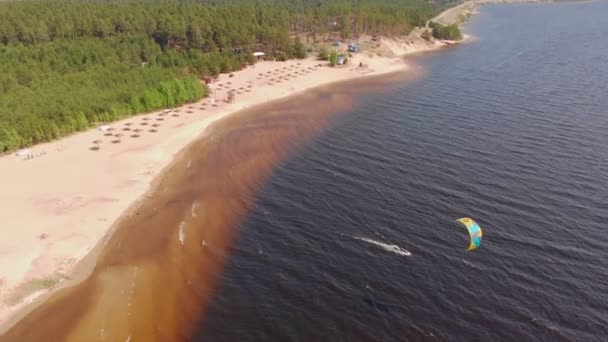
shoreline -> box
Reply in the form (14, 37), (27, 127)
(430, 0), (567, 26)
(0, 34), (458, 334)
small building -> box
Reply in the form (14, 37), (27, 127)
(98, 125), (110, 132)
(348, 44), (360, 53)
(253, 51), (266, 60)
(337, 55), (346, 65)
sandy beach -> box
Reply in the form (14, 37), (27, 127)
(0, 34), (457, 332)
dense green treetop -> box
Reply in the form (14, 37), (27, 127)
(429, 20), (463, 40)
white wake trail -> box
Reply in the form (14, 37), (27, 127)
(353, 236), (411, 256)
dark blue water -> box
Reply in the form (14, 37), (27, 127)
(195, 2), (608, 341)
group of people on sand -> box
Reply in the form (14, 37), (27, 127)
(18, 150), (46, 161)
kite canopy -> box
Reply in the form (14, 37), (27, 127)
(456, 217), (482, 251)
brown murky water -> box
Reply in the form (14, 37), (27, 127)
(1, 72), (410, 342)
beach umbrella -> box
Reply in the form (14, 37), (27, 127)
(93, 140), (103, 145)
(90, 146), (100, 151)
(115, 133), (124, 137)
(111, 140), (121, 144)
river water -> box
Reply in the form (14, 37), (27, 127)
(195, 2), (608, 341)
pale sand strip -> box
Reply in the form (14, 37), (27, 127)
(0, 36), (453, 330)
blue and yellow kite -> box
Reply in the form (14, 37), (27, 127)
(456, 217), (482, 251)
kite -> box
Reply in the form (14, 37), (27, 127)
(456, 217), (482, 251)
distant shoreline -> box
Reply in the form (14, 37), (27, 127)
(431, 0), (586, 27)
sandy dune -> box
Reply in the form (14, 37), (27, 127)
(0, 37), (452, 330)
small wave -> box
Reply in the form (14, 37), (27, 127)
(531, 317), (559, 332)
(461, 259), (476, 268)
(191, 200), (200, 218)
(179, 221), (186, 246)
(353, 236), (411, 256)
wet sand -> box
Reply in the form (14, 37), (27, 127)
(1, 71), (416, 341)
